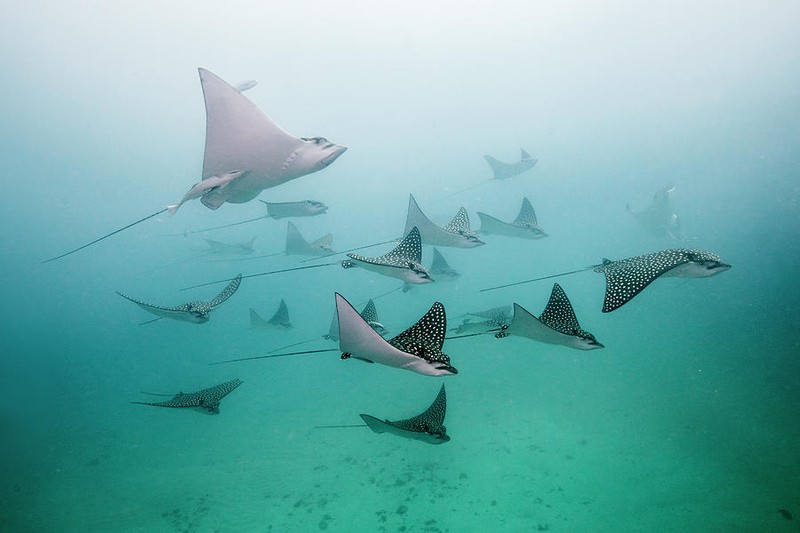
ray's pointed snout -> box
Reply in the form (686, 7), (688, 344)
(321, 144), (347, 167)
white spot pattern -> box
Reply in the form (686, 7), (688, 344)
(594, 249), (724, 312)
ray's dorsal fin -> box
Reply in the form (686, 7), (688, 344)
(350, 226), (423, 265)
(396, 383), (447, 433)
(388, 302), (447, 355)
(512, 197), (539, 227)
(430, 248), (450, 272)
(311, 233), (333, 250)
(538, 283), (582, 333)
(268, 298), (292, 328)
(206, 274), (242, 308)
(442, 207), (473, 235)
(360, 299), (379, 324)
(249, 308), (269, 328)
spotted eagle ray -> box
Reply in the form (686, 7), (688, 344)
(404, 195), (484, 248)
(42, 68), (346, 263)
(326, 298), (388, 341)
(342, 227), (434, 284)
(496, 284), (603, 349)
(118, 274), (241, 323)
(358, 384), (450, 444)
(481, 248), (731, 312)
(132, 378), (243, 414)
(627, 184), (681, 240)
(209, 293), (457, 376)
(477, 197), (548, 239)
(337, 292), (457, 376)
(250, 299), (292, 330)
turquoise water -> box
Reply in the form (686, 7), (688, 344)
(2, 2), (799, 532)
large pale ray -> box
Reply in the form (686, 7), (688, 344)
(198, 68), (347, 207)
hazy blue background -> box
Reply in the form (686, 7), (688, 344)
(1, 1), (799, 531)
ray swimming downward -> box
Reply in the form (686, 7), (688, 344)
(42, 67), (346, 263)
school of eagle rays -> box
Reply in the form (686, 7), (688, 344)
(44, 68), (731, 444)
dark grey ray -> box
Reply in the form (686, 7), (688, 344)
(484, 148), (537, 180)
(285, 221), (333, 257)
(234, 79), (257, 92)
(404, 195), (484, 248)
(429, 248), (461, 281)
(360, 384), (449, 444)
(250, 298), (292, 330)
(132, 378), (243, 414)
(594, 249), (731, 312)
(118, 274), (242, 323)
(326, 298), (388, 341)
(197, 68), (346, 208)
(627, 184), (681, 239)
(41, 68), (345, 263)
(451, 308), (510, 335)
(478, 197), (547, 239)
(497, 284), (603, 350)
(467, 305), (513, 320)
(204, 237), (256, 255)
(337, 292), (457, 376)
(342, 227), (433, 285)
(260, 199), (328, 218)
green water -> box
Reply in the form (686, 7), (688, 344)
(1, 2), (799, 532)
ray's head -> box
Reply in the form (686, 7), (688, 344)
(677, 250), (732, 278)
(574, 330), (604, 350)
(305, 200), (329, 215)
(404, 261), (434, 284)
(299, 137), (347, 171)
(423, 426), (450, 444)
(186, 301), (212, 323)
